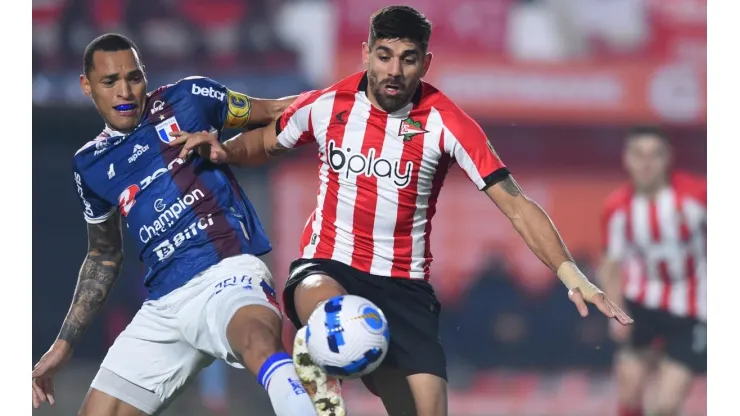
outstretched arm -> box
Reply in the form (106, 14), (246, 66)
(246, 96), (298, 126)
(484, 175), (632, 324)
(221, 118), (290, 167)
(57, 214), (124, 349)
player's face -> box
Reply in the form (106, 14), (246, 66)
(80, 48), (147, 133)
(363, 38), (432, 113)
(624, 135), (672, 192)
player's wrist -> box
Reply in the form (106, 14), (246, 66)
(52, 338), (73, 354)
(557, 261), (595, 290)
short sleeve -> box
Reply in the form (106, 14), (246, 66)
(179, 77), (252, 130)
(441, 110), (508, 190)
(73, 170), (115, 224)
(275, 90), (321, 149)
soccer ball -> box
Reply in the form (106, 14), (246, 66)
(305, 295), (390, 379)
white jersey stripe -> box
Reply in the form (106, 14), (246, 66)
(408, 108), (445, 276)
(331, 92), (370, 265)
(300, 92), (337, 258)
(369, 106), (413, 276)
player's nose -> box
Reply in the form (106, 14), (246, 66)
(387, 58), (403, 78)
(117, 81), (135, 100)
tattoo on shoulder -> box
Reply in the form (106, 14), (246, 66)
(58, 215), (124, 346)
(498, 175), (522, 197)
(266, 141), (290, 157)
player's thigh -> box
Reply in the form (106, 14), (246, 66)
(283, 259), (351, 328)
(80, 372), (156, 416)
(650, 357), (694, 416)
(179, 253), (286, 370)
(363, 277), (447, 382)
(92, 304), (211, 414)
(363, 365), (447, 416)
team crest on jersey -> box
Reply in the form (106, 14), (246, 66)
(155, 116), (181, 144)
(398, 117), (428, 141)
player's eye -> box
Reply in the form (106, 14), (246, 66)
(102, 79), (115, 87)
(378, 56), (391, 62)
(130, 76), (143, 83)
(404, 58), (417, 65)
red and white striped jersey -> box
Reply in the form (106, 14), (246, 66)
(602, 172), (707, 321)
(276, 72), (507, 280)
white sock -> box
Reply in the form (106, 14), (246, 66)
(257, 352), (315, 416)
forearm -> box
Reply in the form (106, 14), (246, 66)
(223, 129), (270, 167)
(247, 96), (298, 125)
(509, 198), (574, 272)
(57, 249), (123, 348)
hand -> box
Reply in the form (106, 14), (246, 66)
(609, 317), (633, 342)
(32, 341), (72, 409)
(168, 130), (228, 163)
(567, 283), (634, 326)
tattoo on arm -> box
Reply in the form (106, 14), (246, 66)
(57, 214), (124, 347)
(266, 141), (291, 157)
(498, 175), (522, 197)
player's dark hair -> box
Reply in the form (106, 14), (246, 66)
(369, 5), (432, 52)
(83, 33), (142, 76)
(625, 125), (671, 146)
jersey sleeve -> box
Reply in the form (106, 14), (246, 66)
(179, 76), (253, 130)
(441, 110), (508, 190)
(73, 167), (116, 224)
(275, 90), (321, 149)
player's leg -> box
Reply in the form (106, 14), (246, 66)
(79, 372), (161, 416)
(81, 301), (211, 416)
(358, 276), (448, 416)
(187, 254), (317, 416)
(363, 366), (447, 416)
(614, 349), (651, 416)
(614, 302), (657, 416)
(283, 260), (351, 415)
(649, 319), (706, 416)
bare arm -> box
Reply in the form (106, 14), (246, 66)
(222, 118), (291, 167)
(57, 214), (124, 349)
(484, 175), (573, 272)
(246, 95), (298, 126)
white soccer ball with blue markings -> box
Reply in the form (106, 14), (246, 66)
(305, 295), (390, 379)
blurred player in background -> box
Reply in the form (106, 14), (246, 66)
(172, 6), (633, 416)
(599, 126), (707, 416)
(30, 34), (322, 416)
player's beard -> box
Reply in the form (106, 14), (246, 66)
(367, 72), (415, 114)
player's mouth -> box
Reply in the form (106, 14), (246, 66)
(113, 103), (139, 117)
(383, 84), (403, 96)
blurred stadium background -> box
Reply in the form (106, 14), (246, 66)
(32, 0), (706, 415)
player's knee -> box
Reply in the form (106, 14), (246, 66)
(407, 373), (447, 416)
(294, 274), (347, 324)
(226, 305), (283, 373)
(651, 402), (682, 416)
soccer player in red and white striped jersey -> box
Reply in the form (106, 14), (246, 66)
(599, 126), (706, 416)
(174, 6), (632, 416)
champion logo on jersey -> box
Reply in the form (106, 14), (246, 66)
(398, 117), (428, 141)
(107, 163), (116, 179)
(155, 116), (181, 144)
(128, 144), (150, 164)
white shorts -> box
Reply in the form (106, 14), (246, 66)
(91, 254), (281, 412)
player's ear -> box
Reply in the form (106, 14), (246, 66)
(421, 52), (433, 77)
(80, 73), (92, 97)
(362, 41), (371, 65)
